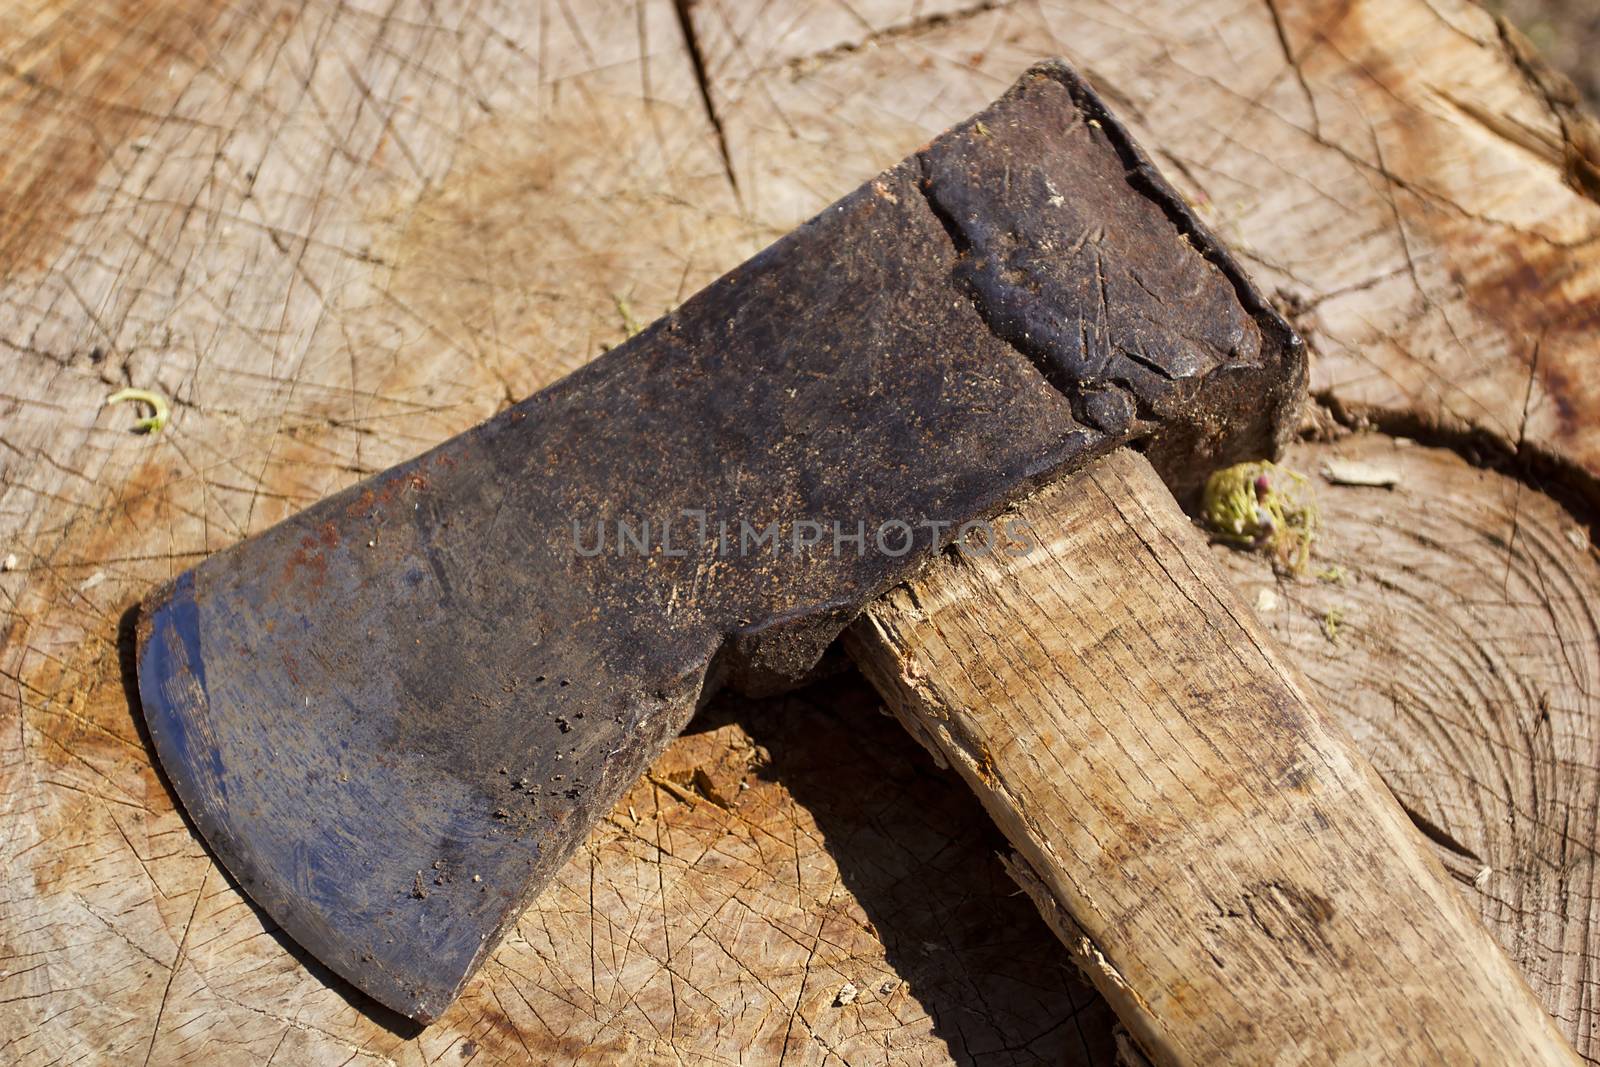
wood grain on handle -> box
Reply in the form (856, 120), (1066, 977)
(846, 448), (1578, 1066)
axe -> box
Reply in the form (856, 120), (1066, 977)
(134, 61), (1577, 1064)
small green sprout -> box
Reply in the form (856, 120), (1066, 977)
(1201, 461), (1318, 575)
(106, 388), (170, 433)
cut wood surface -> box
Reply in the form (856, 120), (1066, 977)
(1, 0), (1598, 1063)
(1213, 431), (1600, 1056)
(849, 446), (1578, 1066)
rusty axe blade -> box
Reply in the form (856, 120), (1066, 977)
(136, 60), (1301, 1022)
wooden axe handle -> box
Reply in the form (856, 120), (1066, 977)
(846, 448), (1576, 1066)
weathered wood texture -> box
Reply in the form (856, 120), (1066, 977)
(1, 0), (1598, 1063)
(1214, 432), (1600, 1058)
(849, 447), (1578, 1066)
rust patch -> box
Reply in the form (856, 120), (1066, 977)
(0, 0), (231, 276)
(284, 526), (335, 591)
(341, 471), (430, 521)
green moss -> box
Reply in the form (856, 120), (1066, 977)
(1201, 461), (1318, 575)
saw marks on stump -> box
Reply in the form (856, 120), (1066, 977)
(478, 693), (1115, 1066)
(4, 0), (1600, 1061)
(1214, 433), (1600, 1053)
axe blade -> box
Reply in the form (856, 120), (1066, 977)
(136, 60), (1301, 1022)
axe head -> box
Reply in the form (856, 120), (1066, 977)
(137, 60), (1302, 1021)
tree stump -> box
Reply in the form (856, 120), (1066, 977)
(1, 0), (1597, 1062)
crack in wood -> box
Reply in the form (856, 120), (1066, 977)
(672, 0), (740, 200)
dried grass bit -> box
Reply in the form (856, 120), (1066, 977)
(613, 294), (643, 339)
(1320, 606), (1345, 644)
(106, 388), (170, 433)
(1200, 461), (1318, 574)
